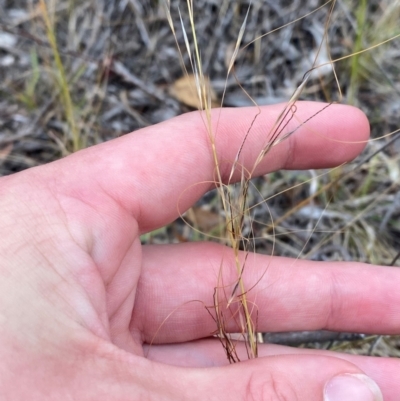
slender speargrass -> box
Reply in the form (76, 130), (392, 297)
(165, 0), (400, 362)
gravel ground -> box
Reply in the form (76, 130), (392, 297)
(0, 0), (399, 357)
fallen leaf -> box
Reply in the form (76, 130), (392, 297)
(0, 144), (13, 161)
(170, 74), (219, 108)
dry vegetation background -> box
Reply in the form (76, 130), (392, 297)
(0, 0), (399, 356)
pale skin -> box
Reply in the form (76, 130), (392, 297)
(0, 102), (399, 400)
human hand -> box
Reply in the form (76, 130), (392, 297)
(0, 102), (398, 400)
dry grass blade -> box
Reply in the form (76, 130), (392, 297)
(226, 5), (251, 76)
(38, 0), (80, 152)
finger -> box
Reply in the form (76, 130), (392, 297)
(48, 102), (369, 232)
(167, 354), (382, 401)
(134, 243), (400, 342)
(88, 345), (384, 401)
(145, 339), (398, 400)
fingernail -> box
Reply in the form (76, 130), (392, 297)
(324, 374), (383, 401)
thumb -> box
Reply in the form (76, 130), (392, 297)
(178, 355), (383, 401)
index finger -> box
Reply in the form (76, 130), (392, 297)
(55, 102), (369, 232)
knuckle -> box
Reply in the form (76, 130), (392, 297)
(244, 371), (297, 401)
(325, 270), (345, 328)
